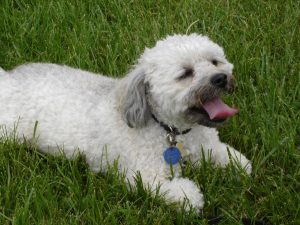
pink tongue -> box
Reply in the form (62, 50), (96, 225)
(202, 97), (239, 120)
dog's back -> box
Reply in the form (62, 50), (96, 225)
(8, 63), (116, 95)
(0, 67), (6, 76)
(0, 63), (118, 157)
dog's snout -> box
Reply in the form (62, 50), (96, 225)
(211, 73), (228, 88)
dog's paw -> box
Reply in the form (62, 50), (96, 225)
(214, 146), (252, 175)
(239, 155), (252, 175)
(160, 177), (204, 212)
(228, 152), (252, 175)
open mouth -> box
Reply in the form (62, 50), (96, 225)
(189, 96), (239, 125)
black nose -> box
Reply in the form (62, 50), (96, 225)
(211, 73), (228, 88)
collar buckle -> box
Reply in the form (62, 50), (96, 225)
(166, 130), (177, 146)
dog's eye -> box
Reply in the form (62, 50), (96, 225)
(177, 68), (194, 80)
(211, 59), (218, 66)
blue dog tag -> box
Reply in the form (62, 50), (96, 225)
(163, 147), (182, 165)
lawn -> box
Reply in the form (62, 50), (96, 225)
(0, 0), (299, 224)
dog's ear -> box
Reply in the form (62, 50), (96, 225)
(120, 66), (150, 128)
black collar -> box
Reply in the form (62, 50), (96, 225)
(151, 114), (192, 135)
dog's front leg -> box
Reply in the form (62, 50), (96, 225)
(126, 166), (204, 212)
(210, 143), (252, 174)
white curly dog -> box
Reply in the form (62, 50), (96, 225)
(0, 34), (251, 211)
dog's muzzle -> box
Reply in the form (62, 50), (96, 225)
(185, 74), (238, 127)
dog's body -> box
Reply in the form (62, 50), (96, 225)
(0, 34), (251, 211)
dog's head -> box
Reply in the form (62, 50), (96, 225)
(120, 34), (238, 130)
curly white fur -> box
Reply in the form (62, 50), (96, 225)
(0, 34), (251, 211)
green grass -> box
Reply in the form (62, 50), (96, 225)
(0, 0), (299, 224)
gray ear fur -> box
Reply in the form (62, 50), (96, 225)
(122, 66), (150, 128)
